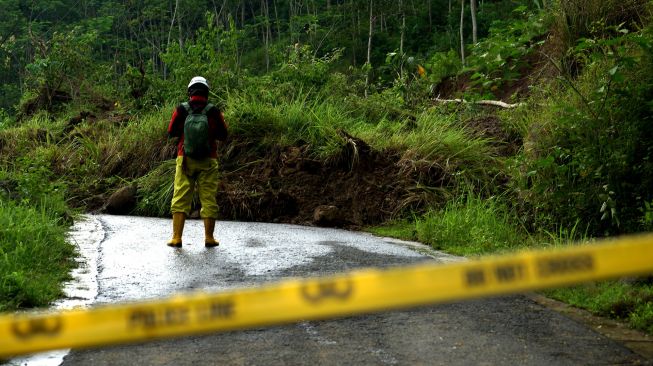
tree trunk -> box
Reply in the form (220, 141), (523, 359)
(262, 0), (271, 72)
(470, 0), (477, 44)
(429, 0), (432, 32)
(350, 2), (357, 66)
(400, 0), (405, 79)
(211, 0), (227, 28)
(365, 0), (373, 98)
(241, 1), (245, 28)
(273, 0), (281, 42)
(167, 0), (179, 49)
(460, 0), (465, 65)
(435, 97), (525, 109)
(177, 0), (184, 49)
(165, 0), (180, 79)
(289, 0), (295, 43)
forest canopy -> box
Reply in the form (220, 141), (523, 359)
(0, 0), (535, 114)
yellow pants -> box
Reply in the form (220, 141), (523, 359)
(170, 156), (220, 219)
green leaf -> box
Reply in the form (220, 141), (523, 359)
(471, 72), (484, 80)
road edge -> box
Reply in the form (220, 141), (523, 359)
(374, 234), (653, 362)
(528, 293), (653, 360)
(6, 215), (104, 366)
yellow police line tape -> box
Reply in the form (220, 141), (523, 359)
(2, 233), (653, 357)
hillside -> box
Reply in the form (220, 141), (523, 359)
(1, 0), (653, 333)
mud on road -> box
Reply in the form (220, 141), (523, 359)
(57, 215), (645, 366)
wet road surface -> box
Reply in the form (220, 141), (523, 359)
(59, 215), (644, 365)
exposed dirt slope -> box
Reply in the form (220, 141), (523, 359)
(214, 138), (417, 228)
(97, 119), (517, 228)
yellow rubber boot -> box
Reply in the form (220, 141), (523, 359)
(167, 212), (186, 248)
(204, 218), (219, 248)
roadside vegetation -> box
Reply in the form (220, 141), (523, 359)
(1, 0), (652, 334)
(0, 160), (75, 310)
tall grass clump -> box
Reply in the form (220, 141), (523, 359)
(227, 93), (364, 159)
(0, 198), (75, 311)
(552, 0), (651, 73)
(134, 159), (176, 217)
(0, 113), (62, 166)
(98, 105), (175, 178)
(226, 93), (284, 142)
(415, 195), (524, 256)
(356, 110), (499, 184)
(555, 0), (649, 41)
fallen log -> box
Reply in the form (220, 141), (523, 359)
(435, 97), (525, 109)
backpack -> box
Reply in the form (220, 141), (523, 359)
(182, 102), (213, 158)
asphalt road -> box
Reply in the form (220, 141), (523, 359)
(58, 215), (644, 365)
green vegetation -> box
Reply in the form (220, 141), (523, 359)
(0, 200), (75, 311)
(415, 195), (526, 256)
(367, 220), (417, 242)
(0, 0), (652, 334)
(0, 154), (75, 311)
(546, 280), (653, 334)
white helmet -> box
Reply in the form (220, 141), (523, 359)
(188, 76), (209, 90)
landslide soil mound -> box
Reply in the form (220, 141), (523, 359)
(213, 137), (428, 228)
(95, 119), (518, 228)
(89, 111), (516, 228)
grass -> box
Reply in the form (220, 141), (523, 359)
(546, 280), (653, 334)
(97, 105), (174, 178)
(368, 195), (527, 257)
(0, 198), (76, 311)
(227, 93), (498, 188)
(227, 94), (357, 159)
(0, 2), (649, 342)
(367, 220), (417, 241)
(0, 142), (77, 311)
(355, 110), (499, 180)
(134, 159), (177, 217)
(1, 12), (649, 329)
(415, 195), (526, 256)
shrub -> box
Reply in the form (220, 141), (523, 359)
(466, 6), (548, 97)
(513, 23), (653, 235)
(552, 0), (652, 74)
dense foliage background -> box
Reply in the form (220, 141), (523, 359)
(1, 0), (653, 333)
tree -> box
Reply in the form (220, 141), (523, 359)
(259, 0), (272, 71)
(460, 0), (465, 65)
(399, 0), (406, 79)
(365, 0), (374, 98)
(470, 0), (478, 44)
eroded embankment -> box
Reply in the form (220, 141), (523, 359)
(97, 113), (515, 228)
(213, 138), (443, 228)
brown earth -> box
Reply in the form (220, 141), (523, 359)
(64, 117), (430, 227)
(92, 120), (517, 228)
(212, 136), (427, 228)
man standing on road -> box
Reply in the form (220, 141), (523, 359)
(166, 76), (228, 248)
